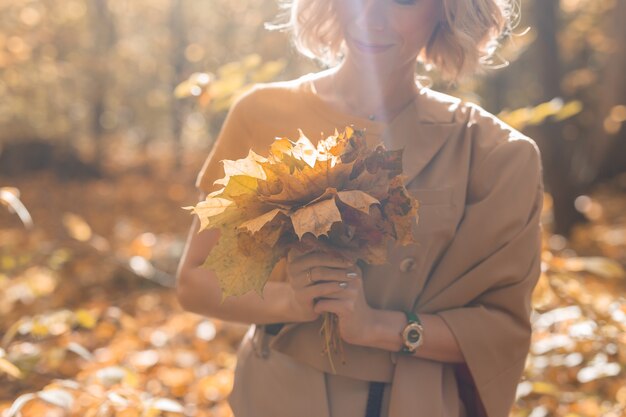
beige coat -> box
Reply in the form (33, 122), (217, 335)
(196, 74), (544, 417)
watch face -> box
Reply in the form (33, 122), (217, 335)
(408, 329), (421, 343)
(402, 323), (424, 350)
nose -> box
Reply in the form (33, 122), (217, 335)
(352, 0), (386, 33)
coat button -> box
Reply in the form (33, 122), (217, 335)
(399, 257), (417, 273)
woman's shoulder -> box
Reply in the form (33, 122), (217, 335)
(421, 87), (524, 137)
(468, 100), (541, 170)
(453, 98), (543, 192)
(230, 74), (313, 112)
(424, 87), (540, 162)
(419, 87), (542, 185)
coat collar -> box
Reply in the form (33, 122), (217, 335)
(299, 72), (464, 186)
(370, 87), (463, 186)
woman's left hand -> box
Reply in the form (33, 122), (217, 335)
(313, 263), (378, 346)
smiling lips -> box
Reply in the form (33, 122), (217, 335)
(349, 36), (394, 54)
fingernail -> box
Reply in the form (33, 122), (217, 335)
(346, 272), (358, 278)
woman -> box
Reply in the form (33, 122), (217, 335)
(176, 0), (544, 416)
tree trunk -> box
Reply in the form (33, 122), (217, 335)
(169, 0), (187, 171)
(87, 0), (117, 167)
(583, 0), (626, 185)
(531, 0), (587, 237)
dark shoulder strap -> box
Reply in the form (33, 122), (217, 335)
(365, 382), (385, 417)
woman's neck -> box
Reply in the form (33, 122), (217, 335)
(312, 59), (420, 123)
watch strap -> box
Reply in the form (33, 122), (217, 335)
(405, 310), (421, 325)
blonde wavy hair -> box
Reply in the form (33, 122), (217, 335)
(269, 0), (519, 82)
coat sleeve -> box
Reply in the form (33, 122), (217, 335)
(195, 93), (256, 195)
(423, 134), (544, 417)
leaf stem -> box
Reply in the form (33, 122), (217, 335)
(320, 312), (346, 373)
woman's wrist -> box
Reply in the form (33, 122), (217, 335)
(354, 309), (466, 364)
(282, 283), (316, 323)
(355, 308), (406, 352)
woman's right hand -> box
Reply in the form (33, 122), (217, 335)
(285, 246), (357, 323)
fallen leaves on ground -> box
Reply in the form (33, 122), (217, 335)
(511, 174), (626, 417)
(1, 162), (625, 417)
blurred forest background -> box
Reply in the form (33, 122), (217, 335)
(1, 0), (625, 416)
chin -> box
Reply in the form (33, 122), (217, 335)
(345, 51), (408, 73)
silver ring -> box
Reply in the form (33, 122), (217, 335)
(307, 268), (313, 284)
(338, 282), (348, 289)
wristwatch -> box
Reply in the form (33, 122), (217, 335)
(398, 310), (424, 354)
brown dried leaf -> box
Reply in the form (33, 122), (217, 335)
(382, 176), (419, 245)
(291, 197), (343, 239)
(336, 190), (379, 214)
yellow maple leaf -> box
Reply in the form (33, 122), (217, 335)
(238, 208), (287, 235)
(203, 228), (284, 301)
(214, 149), (267, 187)
(183, 197), (234, 230)
(220, 175), (259, 197)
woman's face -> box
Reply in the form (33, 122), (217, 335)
(333, 0), (442, 72)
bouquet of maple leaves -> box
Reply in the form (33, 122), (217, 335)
(186, 127), (419, 371)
